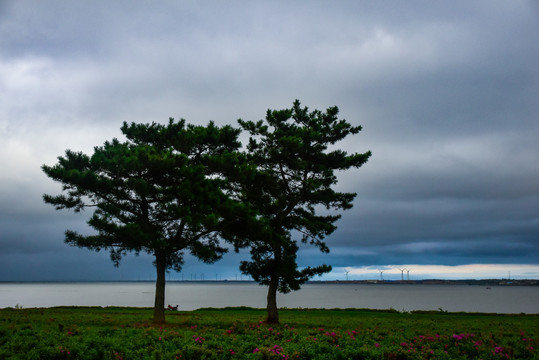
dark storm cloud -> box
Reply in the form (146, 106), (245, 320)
(1, 1), (538, 280)
(319, 238), (539, 267)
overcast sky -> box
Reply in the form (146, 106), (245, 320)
(1, 1), (538, 282)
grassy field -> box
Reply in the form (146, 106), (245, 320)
(0, 306), (537, 359)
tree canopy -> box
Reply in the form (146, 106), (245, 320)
(42, 119), (243, 323)
(237, 100), (371, 323)
(42, 101), (371, 324)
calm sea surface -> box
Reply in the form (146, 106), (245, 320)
(1, 282), (538, 314)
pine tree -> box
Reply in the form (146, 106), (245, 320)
(237, 100), (371, 323)
(42, 119), (242, 323)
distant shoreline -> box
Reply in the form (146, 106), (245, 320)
(313, 279), (539, 286)
(0, 279), (537, 286)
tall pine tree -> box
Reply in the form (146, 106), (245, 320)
(237, 100), (371, 323)
(42, 119), (242, 323)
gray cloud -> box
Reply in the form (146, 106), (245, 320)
(1, 1), (538, 280)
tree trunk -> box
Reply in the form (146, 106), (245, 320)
(266, 276), (279, 324)
(153, 252), (167, 324)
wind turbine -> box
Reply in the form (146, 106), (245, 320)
(398, 268), (405, 281)
(345, 270), (350, 281)
(406, 268), (411, 281)
(379, 270), (384, 281)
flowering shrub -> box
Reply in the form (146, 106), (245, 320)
(0, 307), (536, 359)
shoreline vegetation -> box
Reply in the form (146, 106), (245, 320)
(1, 307), (537, 359)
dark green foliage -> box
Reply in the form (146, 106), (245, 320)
(42, 119), (243, 323)
(41, 101), (371, 324)
(237, 100), (371, 322)
(1, 307), (536, 359)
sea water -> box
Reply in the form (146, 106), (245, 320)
(0, 282), (537, 314)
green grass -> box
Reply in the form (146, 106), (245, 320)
(0, 306), (537, 359)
